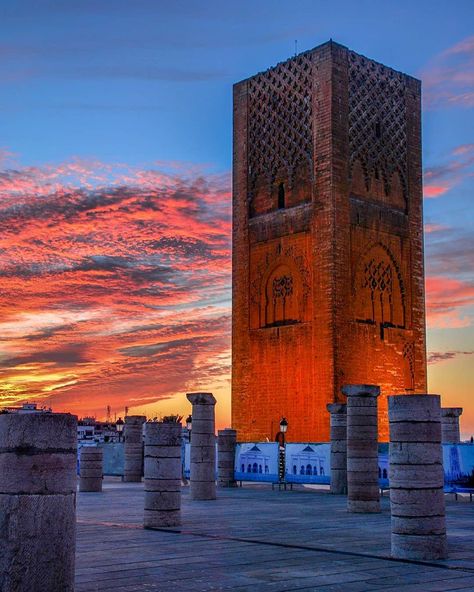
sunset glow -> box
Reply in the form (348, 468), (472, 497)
(0, 3), (472, 437)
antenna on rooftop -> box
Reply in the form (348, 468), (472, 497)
(294, 40), (298, 56)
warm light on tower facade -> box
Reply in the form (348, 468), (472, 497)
(232, 41), (427, 442)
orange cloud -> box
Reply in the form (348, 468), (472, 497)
(0, 157), (231, 419)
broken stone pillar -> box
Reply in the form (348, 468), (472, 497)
(342, 384), (380, 513)
(144, 422), (182, 528)
(79, 446), (103, 492)
(0, 412), (77, 592)
(389, 394), (447, 560)
(186, 392), (216, 500)
(441, 407), (463, 444)
(124, 415), (146, 482)
(326, 403), (347, 494)
(218, 428), (237, 487)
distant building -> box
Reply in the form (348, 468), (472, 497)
(1, 402), (52, 414)
(77, 418), (121, 444)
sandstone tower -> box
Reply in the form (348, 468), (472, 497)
(232, 41), (427, 442)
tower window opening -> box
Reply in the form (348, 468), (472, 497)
(278, 183), (285, 209)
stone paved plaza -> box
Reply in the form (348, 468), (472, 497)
(76, 478), (474, 592)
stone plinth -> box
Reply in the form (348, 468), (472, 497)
(218, 429), (237, 487)
(186, 392), (216, 500)
(0, 412), (77, 592)
(326, 403), (347, 494)
(441, 407), (463, 444)
(143, 422), (182, 528)
(124, 415), (146, 482)
(79, 446), (103, 492)
(342, 384), (380, 513)
(388, 394), (447, 560)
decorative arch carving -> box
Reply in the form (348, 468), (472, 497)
(264, 264), (297, 326)
(354, 243), (405, 335)
(250, 242), (310, 329)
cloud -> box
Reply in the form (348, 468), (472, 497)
(425, 227), (474, 278)
(0, 156), (231, 417)
(0, 344), (90, 368)
(60, 65), (228, 82)
(423, 143), (474, 199)
(424, 223), (448, 234)
(428, 350), (474, 364)
(425, 276), (474, 328)
(422, 36), (474, 109)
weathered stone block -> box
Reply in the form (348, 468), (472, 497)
(190, 480), (216, 501)
(388, 394), (447, 560)
(145, 478), (181, 492)
(143, 421), (182, 529)
(0, 412), (77, 592)
(144, 491), (181, 511)
(144, 509), (181, 528)
(391, 533), (447, 560)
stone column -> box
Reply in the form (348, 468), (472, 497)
(218, 428), (237, 487)
(144, 422), (182, 528)
(0, 412), (77, 592)
(389, 394), (447, 560)
(186, 392), (216, 500)
(124, 415), (146, 482)
(342, 384), (380, 513)
(441, 407), (463, 444)
(326, 403), (347, 494)
(79, 446), (103, 492)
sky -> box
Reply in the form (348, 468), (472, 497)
(0, 0), (473, 437)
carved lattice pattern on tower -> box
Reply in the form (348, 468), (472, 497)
(247, 54), (313, 193)
(273, 275), (293, 300)
(363, 259), (393, 297)
(348, 51), (408, 197)
(403, 342), (415, 391)
(355, 243), (405, 330)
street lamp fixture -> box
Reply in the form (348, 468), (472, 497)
(186, 415), (192, 431)
(277, 417), (288, 484)
(116, 417), (124, 442)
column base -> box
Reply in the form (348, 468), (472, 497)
(347, 499), (380, 513)
(391, 533), (447, 560)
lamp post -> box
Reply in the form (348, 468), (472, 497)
(116, 417), (124, 442)
(278, 417), (288, 483)
(186, 414), (192, 442)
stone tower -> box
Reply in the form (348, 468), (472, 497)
(232, 41), (427, 443)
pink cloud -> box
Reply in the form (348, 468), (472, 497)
(423, 143), (474, 198)
(425, 276), (474, 328)
(423, 184), (450, 198)
(421, 36), (474, 109)
(424, 223), (448, 234)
